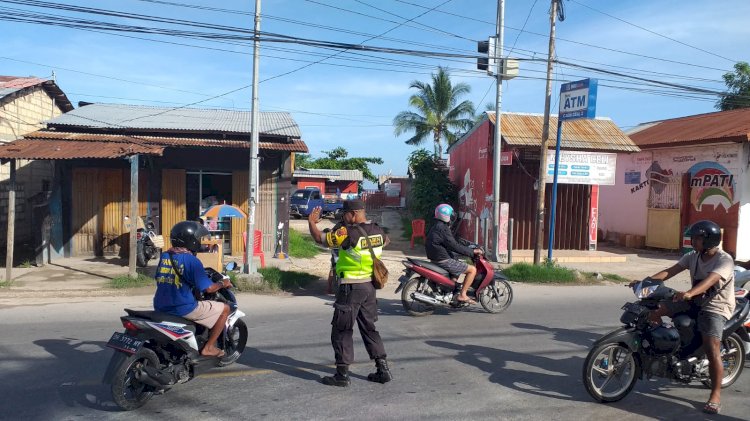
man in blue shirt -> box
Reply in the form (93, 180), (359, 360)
(154, 221), (232, 357)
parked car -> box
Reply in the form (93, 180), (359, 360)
(290, 188), (344, 219)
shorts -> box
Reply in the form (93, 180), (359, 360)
(664, 301), (726, 340)
(435, 258), (469, 278)
(184, 300), (225, 329)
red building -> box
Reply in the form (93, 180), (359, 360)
(293, 168), (362, 199)
(448, 112), (638, 255)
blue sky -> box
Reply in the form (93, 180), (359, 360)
(1, 0), (749, 186)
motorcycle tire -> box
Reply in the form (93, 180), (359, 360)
(401, 277), (435, 316)
(701, 332), (745, 388)
(219, 319), (248, 367)
(136, 242), (148, 268)
(479, 280), (513, 314)
(582, 340), (638, 402)
(111, 348), (160, 411)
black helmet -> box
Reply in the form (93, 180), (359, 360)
(170, 221), (209, 253)
(687, 220), (722, 250)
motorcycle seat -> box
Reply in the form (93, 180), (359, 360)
(407, 258), (450, 277)
(125, 308), (197, 331)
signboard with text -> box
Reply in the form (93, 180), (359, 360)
(546, 150), (616, 185)
(559, 78), (597, 120)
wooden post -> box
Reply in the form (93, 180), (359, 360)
(5, 160), (16, 282)
(129, 155), (139, 278)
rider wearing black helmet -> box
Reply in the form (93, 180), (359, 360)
(632, 220), (735, 414)
(153, 220), (233, 358)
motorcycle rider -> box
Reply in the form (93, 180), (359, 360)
(153, 221), (233, 358)
(633, 220), (734, 415)
(308, 199), (392, 387)
(426, 204), (483, 304)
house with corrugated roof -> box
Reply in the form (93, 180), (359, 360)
(599, 108), (750, 259)
(0, 75), (73, 253)
(292, 168), (363, 200)
(447, 111), (639, 257)
(0, 103), (307, 264)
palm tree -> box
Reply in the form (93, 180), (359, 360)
(393, 67), (475, 157)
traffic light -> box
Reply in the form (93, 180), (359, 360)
(476, 37), (497, 75)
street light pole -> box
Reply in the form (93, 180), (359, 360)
(532, 0), (559, 265)
(245, 0), (261, 274)
(491, 0), (504, 262)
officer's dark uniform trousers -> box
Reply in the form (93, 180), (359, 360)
(332, 281), (386, 365)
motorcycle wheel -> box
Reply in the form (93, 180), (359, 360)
(701, 332), (745, 388)
(582, 341), (637, 402)
(136, 242), (148, 267)
(401, 277), (435, 316)
(219, 319), (248, 367)
(479, 280), (513, 314)
(111, 348), (159, 411)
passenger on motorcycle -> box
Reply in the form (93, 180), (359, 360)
(631, 220), (735, 414)
(426, 204), (483, 304)
(153, 221), (233, 358)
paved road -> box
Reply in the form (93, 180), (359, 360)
(1, 285), (748, 420)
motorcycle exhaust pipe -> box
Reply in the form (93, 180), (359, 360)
(136, 366), (174, 386)
(412, 292), (444, 306)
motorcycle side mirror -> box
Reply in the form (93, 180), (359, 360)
(225, 262), (237, 272)
(146, 222), (155, 230)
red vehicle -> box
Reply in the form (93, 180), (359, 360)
(395, 246), (513, 316)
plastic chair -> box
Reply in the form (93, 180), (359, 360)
(410, 219), (426, 249)
(243, 230), (266, 268)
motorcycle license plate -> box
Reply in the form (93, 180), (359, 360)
(106, 332), (144, 354)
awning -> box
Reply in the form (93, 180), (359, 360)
(0, 139), (163, 160)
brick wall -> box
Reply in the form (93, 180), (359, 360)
(0, 86), (63, 243)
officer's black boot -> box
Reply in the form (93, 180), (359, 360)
(321, 364), (350, 387)
(367, 358), (392, 384)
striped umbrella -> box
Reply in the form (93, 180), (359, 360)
(201, 203), (247, 219)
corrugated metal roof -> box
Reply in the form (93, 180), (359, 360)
(21, 131), (309, 153)
(627, 108), (750, 148)
(47, 103), (301, 138)
(485, 112), (639, 152)
(0, 139), (162, 160)
(294, 168), (363, 181)
(0, 76), (74, 112)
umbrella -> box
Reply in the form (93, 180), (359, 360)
(202, 203), (247, 219)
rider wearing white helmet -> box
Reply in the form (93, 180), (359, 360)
(425, 204), (483, 304)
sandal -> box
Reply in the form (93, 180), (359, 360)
(457, 296), (477, 305)
(201, 349), (226, 358)
(702, 401), (720, 415)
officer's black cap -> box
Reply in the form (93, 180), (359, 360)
(343, 199), (365, 211)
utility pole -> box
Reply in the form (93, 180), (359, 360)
(245, 0), (261, 274)
(532, 0), (559, 265)
(490, 0), (505, 262)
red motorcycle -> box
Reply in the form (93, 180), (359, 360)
(395, 246), (513, 316)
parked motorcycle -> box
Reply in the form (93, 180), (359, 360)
(103, 262), (247, 410)
(124, 215), (163, 267)
(582, 279), (748, 403)
(394, 246), (513, 316)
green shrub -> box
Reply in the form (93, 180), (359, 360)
(288, 230), (324, 258)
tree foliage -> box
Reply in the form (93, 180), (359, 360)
(407, 149), (458, 224)
(293, 147), (383, 183)
(717, 61), (750, 111)
(393, 67), (475, 157)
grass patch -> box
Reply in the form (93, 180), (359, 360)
(109, 274), (154, 289)
(0, 280), (12, 288)
(503, 262), (626, 284)
(19, 260), (33, 268)
(232, 267), (319, 293)
(288, 229), (324, 258)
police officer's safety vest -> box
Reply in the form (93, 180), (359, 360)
(326, 223), (385, 280)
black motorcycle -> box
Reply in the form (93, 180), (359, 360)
(136, 218), (162, 267)
(583, 279), (748, 402)
(103, 262), (247, 410)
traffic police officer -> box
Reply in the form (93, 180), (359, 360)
(308, 199), (392, 387)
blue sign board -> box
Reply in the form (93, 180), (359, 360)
(559, 78), (597, 121)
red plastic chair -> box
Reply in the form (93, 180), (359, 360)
(410, 219), (426, 249)
(242, 230), (266, 268)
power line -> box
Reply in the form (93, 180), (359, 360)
(507, 0), (539, 57)
(569, 0), (737, 63)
